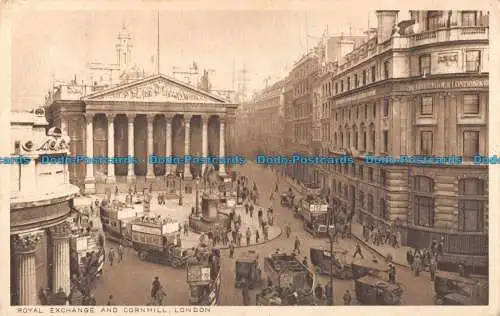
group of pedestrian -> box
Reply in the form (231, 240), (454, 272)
(362, 223), (401, 249)
(107, 245), (125, 266)
(407, 237), (444, 280)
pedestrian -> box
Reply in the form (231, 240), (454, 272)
(437, 236), (445, 256)
(255, 229), (260, 244)
(108, 248), (115, 266)
(246, 228), (251, 246)
(229, 243), (235, 259)
(286, 223), (291, 239)
(343, 289), (352, 305)
(302, 256), (308, 267)
(294, 236), (301, 254)
(413, 251), (422, 276)
(184, 221), (189, 236)
(151, 276), (162, 299)
(249, 204), (254, 218)
(117, 244), (124, 263)
(429, 256), (437, 281)
(407, 249), (414, 270)
(275, 182), (279, 193)
(353, 243), (364, 259)
(237, 231), (243, 247)
(107, 294), (115, 305)
(87, 293), (97, 305)
(241, 278), (250, 306)
(387, 263), (395, 283)
(325, 283), (332, 305)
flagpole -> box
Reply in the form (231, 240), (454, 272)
(157, 10), (160, 74)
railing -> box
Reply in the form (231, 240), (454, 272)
(409, 26), (488, 47)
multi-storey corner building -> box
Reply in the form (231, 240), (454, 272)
(10, 107), (80, 305)
(325, 10), (489, 266)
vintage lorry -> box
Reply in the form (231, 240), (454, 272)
(100, 202), (144, 246)
(186, 246), (221, 305)
(131, 216), (187, 268)
(309, 247), (353, 279)
(257, 252), (315, 305)
(235, 250), (263, 289)
(354, 275), (403, 305)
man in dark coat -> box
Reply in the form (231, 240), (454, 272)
(151, 277), (162, 299)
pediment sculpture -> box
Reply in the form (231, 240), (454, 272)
(92, 78), (220, 103)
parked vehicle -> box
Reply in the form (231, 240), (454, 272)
(235, 250), (262, 289)
(354, 275), (402, 305)
(309, 247), (353, 279)
(257, 252), (315, 305)
(434, 271), (487, 305)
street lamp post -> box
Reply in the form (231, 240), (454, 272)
(195, 176), (200, 216)
(328, 208), (335, 306)
(179, 171), (184, 206)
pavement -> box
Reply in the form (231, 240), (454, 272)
(75, 162), (437, 305)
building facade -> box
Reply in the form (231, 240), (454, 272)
(10, 108), (79, 305)
(325, 10), (489, 265)
(46, 29), (238, 193)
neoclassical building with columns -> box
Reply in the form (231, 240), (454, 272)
(46, 74), (238, 193)
(10, 108), (79, 305)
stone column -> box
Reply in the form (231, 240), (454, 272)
(219, 118), (227, 177)
(201, 115), (209, 176)
(14, 232), (42, 305)
(106, 113), (116, 183)
(146, 114), (155, 180)
(60, 117), (67, 136)
(437, 93), (447, 156)
(84, 113), (95, 193)
(49, 222), (71, 296)
(165, 115), (173, 175)
(127, 113), (136, 182)
(183, 115), (192, 179)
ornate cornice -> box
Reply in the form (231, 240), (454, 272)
(13, 232), (43, 254)
(49, 221), (72, 239)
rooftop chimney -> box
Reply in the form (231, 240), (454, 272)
(376, 10), (399, 44)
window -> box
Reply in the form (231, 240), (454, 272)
(371, 129), (376, 152)
(380, 199), (389, 220)
(359, 165), (364, 179)
(371, 66), (376, 82)
(383, 98), (389, 117)
(335, 82), (338, 94)
(419, 55), (431, 75)
(364, 104), (368, 120)
(458, 178), (485, 232)
(368, 167), (374, 182)
(380, 169), (387, 186)
(362, 70), (367, 85)
(421, 96), (433, 115)
(337, 182), (342, 193)
(356, 107), (359, 119)
(347, 132), (351, 148)
(463, 131), (480, 157)
(359, 191), (365, 208)
(350, 165), (356, 177)
(427, 11), (444, 30)
(383, 61), (390, 79)
(341, 80), (344, 92)
(347, 77), (351, 90)
(463, 94), (480, 114)
(354, 131), (358, 149)
(383, 131), (389, 153)
(363, 131), (367, 151)
(413, 176), (435, 227)
(354, 74), (359, 88)
(420, 131), (433, 155)
(367, 194), (374, 213)
(465, 50), (481, 72)
(340, 133), (344, 148)
(462, 11), (477, 27)
(373, 103), (376, 118)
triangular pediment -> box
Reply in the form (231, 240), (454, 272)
(83, 74), (227, 104)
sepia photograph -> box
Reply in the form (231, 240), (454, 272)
(3, 1), (494, 312)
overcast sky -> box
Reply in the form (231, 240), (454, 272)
(10, 9), (412, 110)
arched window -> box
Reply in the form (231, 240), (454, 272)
(413, 176), (435, 227)
(458, 178), (486, 232)
(340, 132), (344, 149)
(334, 133), (337, 148)
(359, 190), (365, 208)
(367, 194), (374, 214)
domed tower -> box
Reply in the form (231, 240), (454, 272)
(116, 23), (133, 71)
